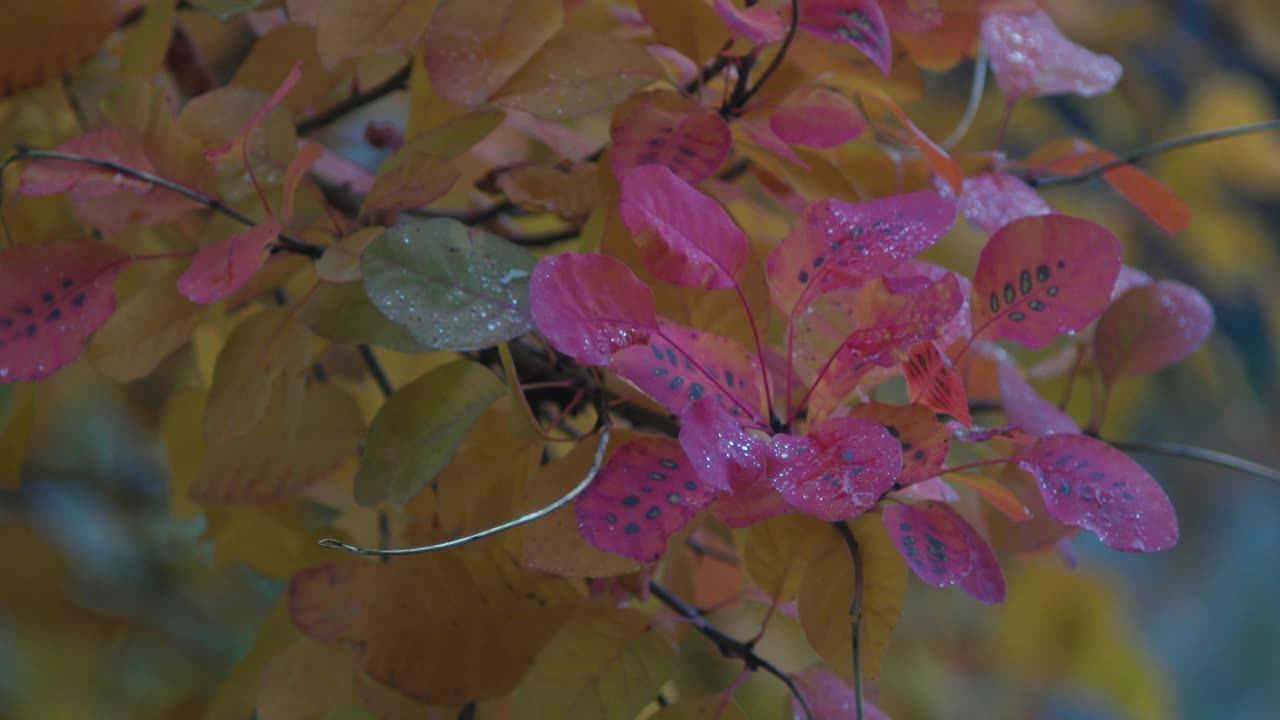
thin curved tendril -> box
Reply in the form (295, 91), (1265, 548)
(833, 522), (865, 720)
(941, 41), (988, 150)
(318, 426), (611, 556)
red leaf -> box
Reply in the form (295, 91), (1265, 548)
(970, 214), (1122, 349)
(1029, 141), (1191, 233)
(766, 191), (956, 316)
(956, 513), (1006, 604)
(611, 102), (731, 184)
(1094, 280), (1214, 383)
(767, 416), (901, 521)
(529, 253), (658, 365)
(611, 320), (764, 422)
(950, 172), (1051, 235)
(883, 501), (973, 587)
(618, 165), (749, 289)
(769, 87), (866, 149)
(176, 218), (281, 305)
(19, 128), (154, 200)
(997, 360), (1079, 437)
(848, 401), (950, 486)
(0, 241), (129, 384)
(679, 396), (767, 493)
(709, 481), (793, 527)
(799, 0), (893, 76)
(287, 561), (374, 642)
(981, 7), (1121, 101)
(903, 340), (971, 426)
(576, 438), (718, 562)
(1020, 433), (1178, 552)
(792, 667), (892, 720)
(713, 0), (786, 44)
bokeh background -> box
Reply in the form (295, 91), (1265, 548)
(1, 1), (1278, 718)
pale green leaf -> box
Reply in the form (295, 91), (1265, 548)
(203, 308), (312, 442)
(89, 278), (204, 382)
(301, 281), (428, 353)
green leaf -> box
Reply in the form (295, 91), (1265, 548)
(354, 359), (506, 505)
(362, 219), (538, 350)
(509, 609), (677, 720)
(0, 384), (36, 489)
(301, 281), (428, 353)
(188, 0), (263, 20)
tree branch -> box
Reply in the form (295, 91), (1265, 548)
(726, 0), (801, 114)
(832, 521), (865, 720)
(646, 580), (815, 720)
(1026, 119), (1280, 188)
(358, 344), (394, 398)
(296, 64), (412, 135)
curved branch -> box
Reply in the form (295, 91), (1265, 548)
(832, 521), (865, 720)
(318, 426), (611, 556)
(646, 580), (815, 720)
(728, 0), (801, 114)
(296, 64), (412, 135)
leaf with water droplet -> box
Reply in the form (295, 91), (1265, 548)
(678, 396), (767, 493)
(768, 416), (901, 521)
(948, 172), (1051, 235)
(849, 401), (950, 486)
(531, 253), (658, 365)
(422, 0), (563, 107)
(362, 218), (538, 351)
(799, 0), (893, 75)
(576, 438), (718, 562)
(713, 0), (786, 43)
(1094, 280), (1214, 384)
(882, 501), (973, 587)
(611, 99), (731, 185)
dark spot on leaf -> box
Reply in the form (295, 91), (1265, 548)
(853, 243), (866, 254)
(25, 324), (37, 337)
(689, 383), (704, 400)
(840, 450), (854, 461)
(666, 493), (681, 504)
(1009, 311), (1026, 322)
(899, 523), (912, 531)
(1054, 454), (1074, 467)
(1003, 283), (1016, 304)
(901, 442), (913, 451)
(624, 523), (641, 535)
(1019, 270), (1032, 294)
(724, 370), (734, 386)
(651, 346), (664, 361)
(677, 145), (696, 157)
(47, 308), (61, 322)
(621, 495), (639, 507)
(71, 293), (86, 307)
(651, 367), (668, 376)
(1074, 460), (1089, 470)
(646, 506), (661, 519)
(1090, 471), (1106, 481)
(1121, 491), (1136, 501)
(1028, 300), (1046, 311)
(831, 240), (842, 250)
(913, 449), (926, 461)
(646, 471), (665, 481)
(665, 348), (678, 367)
(989, 293), (999, 313)
(813, 256), (824, 268)
(0, 317), (10, 328)
(886, 425), (899, 438)
(1056, 260), (1066, 269)
(798, 270), (809, 283)
(659, 458), (678, 469)
(850, 226), (864, 239)
(16, 304), (32, 316)
(1036, 264), (1050, 281)
(1059, 481), (1071, 495)
(605, 513), (617, 523)
(683, 480), (697, 491)
(60, 278), (74, 289)
(1047, 286), (1059, 296)
(669, 377), (684, 390)
(40, 292), (54, 303)
(641, 486), (653, 493)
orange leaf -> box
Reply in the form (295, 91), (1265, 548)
(861, 88), (964, 193)
(423, 0), (564, 107)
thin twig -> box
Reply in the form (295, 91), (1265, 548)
(296, 64), (412, 135)
(6, 148), (327, 258)
(832, 521), (864, 720)
(729, 0), (801, 114)
(1027, 119), (1280, 188)
(647, 580), (815, 720)
(1106, 438), (1280, 485)
(318, 426), (611, 556)
(506, 225), (581, 246)
(941, 41), (987, 150)
(685, 536), (740, 566)
(358, 344), (394, 397)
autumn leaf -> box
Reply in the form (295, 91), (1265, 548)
(316, 0), (435, 67)
(981, 6), (1122, 101)
(423, 0), (564, 106)
(1094, 280), (1214, 384)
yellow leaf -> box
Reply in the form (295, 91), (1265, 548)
(202, 500), (327, 579)
(316, 0), (438, 67)
(492, 32), (666, 120)
(232, 23), (333, 118)
(388, 109), (507, 166)
(508, 609), (678, 720)
(158, 386), (205, 520)
(120, 0), (175, 77)
(0, 385), (37, 489)
(203, 308), (313, 442)
(650, 696), (746, 720)
(797, 513), (906, 682)
(422, 0), (564, 107)
(360, 152), (461, 217)
(0, 0), (135, 98)
(362, 546), (582, 703)
(635, 0), (731, 68)
(315, 227), (383, 283)
(497, 162), (600, 221)
(256, 639), (362, 720)
(744, 513), (831, 605)
(88, 278), (204, 382)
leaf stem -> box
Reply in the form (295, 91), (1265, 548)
(728, 0), (801, 114)
(358, 344), (393, 398)
(647, 579), (815, 720)
(941, 40), (988, 150)
(1026, 118), (1280, 188)
(832, 521), (864, 720)
(1106, 438), (1280, 485)
(318, 426), (611, 556)
(296, 64), (412, 135)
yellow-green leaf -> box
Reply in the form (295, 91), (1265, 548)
(203, 308), (313, 442)
(316, 0), (437, 67)
(744, 512), (830, 605)
(159, 386), (205, 520)
(422, 0), (563, 107)
(796, 513), (906, 682)
(256, 639), (361, 720)
(354, 359), (505, 505)
(300, 281), (427, 353)
(0, 385), (37, 489)
(509, 609), (678, 720)
(120, 0), (175, 77)
(89, 279), (204, 382)
(360, 152), (461, 217)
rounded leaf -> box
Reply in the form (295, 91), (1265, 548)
(768, 416), (902, 521)
(883, 501), (974, 587)
(1094, 279), (1213, 383)
(530, 253), (658, 365)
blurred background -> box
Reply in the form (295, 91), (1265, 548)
(1, 1), (1278, 718)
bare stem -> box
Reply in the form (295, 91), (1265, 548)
(729, 0), (801, 114)
(359, 344), (394, 398)
(647, 579), (815, 720)
(832, 521), (865, 720)
(319, 426), (611, 556)
(296, 64), (412, 135)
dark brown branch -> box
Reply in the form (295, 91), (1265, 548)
(1026, 119), (1280, 188)
(646, 579), (815, 720)
(7, 148), (327, 258)
(832, 521), (865, 720)
(296, 64), (412, 135)
(727, 0), (801, 114)
(685, 536), (740, 566)
(358, 344), (394, 398)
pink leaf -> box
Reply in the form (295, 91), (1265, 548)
(970, 214), (1122, 349)
(19, 128), (155, 201)
(848, 401), (950, 487)
(893, 259), (971, 347)
(1020, 433), (1178, 552)
(287, 561), (375, 642)
(950, 172), (1051, 235)
(529, 253), (658, 365)
(709, 481), (793, 528)
(618, 165), (749, 289)
(611, 320), (763, 422)
(576, 438), (718, 562)
(767, 191), (957, 316)
(903, 340), (971, 426)
(981, 7), (1122, 101)
(177, 218), (282, 305)
(769, 87), (866, 149)
(793, 667), (892, 720)
(996, 360), (1080, 437)
(205, 61), (302, 159)
(679, 396), (767, 493)
(738, 117), (809, 167)
(883, 501), (974, 587)
(1093, 280), (1214, 383)
(611, 102), (731, 184)
(768, 416), (901, 521)
(0, 241), (130, 383)
(714, 0), (787, 44)
(894, 476), (959, 503)
(957, 515), (1006, 604)
(799, 0), (893, 76)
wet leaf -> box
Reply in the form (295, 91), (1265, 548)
(423, 0), (563, 106)
(679, 396), (767, 493)
(970, 214), (1122, 349)
(849, 401), (951, 486)
(359, 152), (460, 217)
(177, 218), (281, 304)
(951, 172), (1051, 235)
(301, 281), (429, 353)
(497, 162), (599, 221)
(0, 241), (130, 384)
(576, 437), (718, 563)
(982, 6), (1122, 101)
(611, 101), (731, 184)
(709, 480), (793, 527)
(768, 416), (902, 521)
(354, 359), (505, 505)
(800, 0), (893, 75)
(1094, 280), (1214, 384)
(957, 512), (1006, 604)
(1021, 433), (1178, 552)
(362, 219), (537, 351)
(19, 128), (154, 200)
(770, 87), (866, 149)
(530, 253), (658, 365)
(902, 340), (971, 426)
(883, 501), (974, 587)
